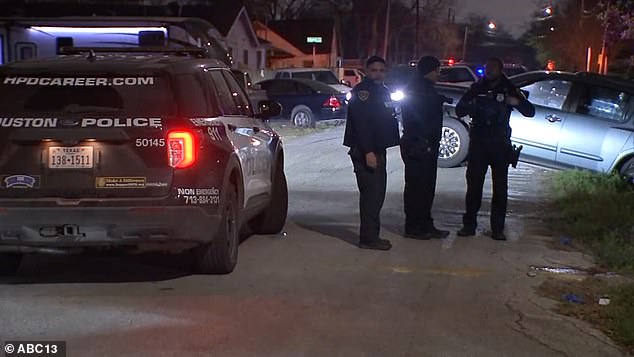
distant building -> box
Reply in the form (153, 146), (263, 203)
(180, 2), (265, 72)
(254, 19), (342, 69)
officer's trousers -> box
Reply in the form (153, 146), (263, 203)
(402, 147), (438, 231)
(463, 138), (510, 233)
(352, 152), (387, 244)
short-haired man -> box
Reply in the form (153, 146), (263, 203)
(343, 56), (400, 250)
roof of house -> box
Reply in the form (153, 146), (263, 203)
(266, 19), (334, 55)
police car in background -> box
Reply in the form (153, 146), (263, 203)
(0, 47), (288, 275)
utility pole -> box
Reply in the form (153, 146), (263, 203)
(415, 0), (420, 59)
(462, 25), (468, 61)
(382, 0), (391, 59)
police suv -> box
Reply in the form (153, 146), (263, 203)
(0, 47), (288, 275)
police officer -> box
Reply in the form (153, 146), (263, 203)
(344, 56), (400, 250)
(400, 56), (451, 239)
(455, 58), (535, 240)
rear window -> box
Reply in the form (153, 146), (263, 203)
(0, 75), (177, 116)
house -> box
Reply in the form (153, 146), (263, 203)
(254, 19), (342, 70)
(182, 2), (265, 72)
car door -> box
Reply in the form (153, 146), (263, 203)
(207, 69), (260, 209)
(510, 79), (574, 163)
(556, 84), (633, 173)
(221, 70), (274, 201)
(263, 80), (301, 119)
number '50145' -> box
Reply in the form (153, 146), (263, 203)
(136, 139), (165, 147)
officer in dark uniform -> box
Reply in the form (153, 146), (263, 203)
(400, 56), (451, 239)
(455, 58), (535, 240)
(344, 56), (400, 250)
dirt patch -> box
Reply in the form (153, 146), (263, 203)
(537, 277), (634, 355)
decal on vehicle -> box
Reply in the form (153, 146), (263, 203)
(244, 151), (271, 177)
(146, 182), (169, 188)
(176, 187), (220, 205)
(0, 175), (40, 189)
(207, 127), (222, 141)
(96, 177), (146, 189)
(135, 138), (166, 147)
(2, 77), (155, 86)
(0, 117), (58, 128)
(81, 118), (162, 128)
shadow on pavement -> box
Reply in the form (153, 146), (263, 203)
(292, 214), (359, 247)
(0, 252), (194, 285)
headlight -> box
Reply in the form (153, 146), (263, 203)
(345, 92), (352, 101)
(391, 90), (405, 102)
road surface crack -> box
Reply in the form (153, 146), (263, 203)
(505, 297), (572, 357)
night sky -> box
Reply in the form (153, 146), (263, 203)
(458, 0), (544, 37)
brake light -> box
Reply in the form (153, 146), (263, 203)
(324, 95), (341, 109)
(448, 58), (455, 66)
(167, 130), (196, 168)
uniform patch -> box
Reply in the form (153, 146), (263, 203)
(358, 90), (370, 101)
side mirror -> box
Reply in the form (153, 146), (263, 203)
(520, 89), (530, 99)
(257, 100), (282, 119)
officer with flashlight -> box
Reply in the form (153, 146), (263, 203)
(455, 58), (535, 241)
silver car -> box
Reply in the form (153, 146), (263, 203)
(509, 72), (633, 182)
(436, 71), (634, 182)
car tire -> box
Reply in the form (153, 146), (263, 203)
(291, 106), (315, 128)
(0, 253), (22, 276)
(438, 118), (469, 168)
(250, 159), (288, 234)
(620, 156), (634, 183)
(194, 184), (239, 274)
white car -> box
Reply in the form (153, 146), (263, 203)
(274, 68), (351, 93)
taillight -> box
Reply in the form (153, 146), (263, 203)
(167, 130), (196, 169)
(324, 95), (341, 109)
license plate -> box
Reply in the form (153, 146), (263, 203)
(48, 146), (94, 169)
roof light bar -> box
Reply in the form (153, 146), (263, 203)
(30, 26), (167, 35)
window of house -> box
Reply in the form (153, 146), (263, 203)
(256, 50), (263, 69)
(243, 50), (249, 66)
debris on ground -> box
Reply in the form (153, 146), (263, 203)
(562, 293), (584, 304)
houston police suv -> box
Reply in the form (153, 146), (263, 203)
(0, 47), (288, 275)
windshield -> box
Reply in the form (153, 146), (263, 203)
(0, 75), (176, 116)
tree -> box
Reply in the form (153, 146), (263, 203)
(244, 0), (316, 21)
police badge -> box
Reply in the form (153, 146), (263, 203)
(496, 93), (505, 102)
(358, 90), (370, 101)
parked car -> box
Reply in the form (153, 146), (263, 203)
(257, 78), (348, 128)
(274, 68), (352, 93)
(342, 68), (365, 87)
(434, 71), (634, 181)
(0, 47), (287, 275)
(439, 65), (479, 86)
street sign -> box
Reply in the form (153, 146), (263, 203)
(306, 37), (323, 44)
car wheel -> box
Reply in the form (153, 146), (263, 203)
(0, 253), (22, 276)
(437, 118), (469, 168)
(194, 184), (239, 274)
(291, 106), (315, 128)
(620, 157), (634, 183)
(249, 158), (288, 234)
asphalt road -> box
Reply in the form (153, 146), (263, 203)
(0, 126), (626, 357)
